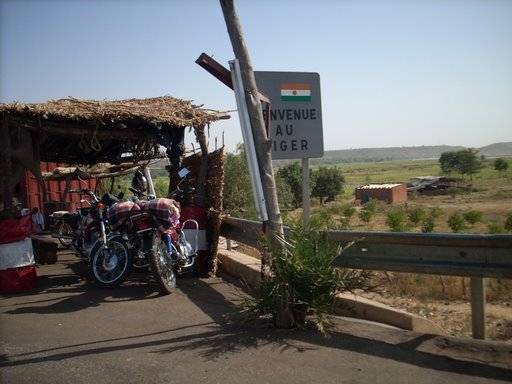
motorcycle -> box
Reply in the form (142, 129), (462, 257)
(89, 167), (199, 293)
(51, 189), (113, 258)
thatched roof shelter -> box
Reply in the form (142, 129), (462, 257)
(1, 96), (228, 165)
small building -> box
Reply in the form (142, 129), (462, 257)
(355, 183), (407, 204)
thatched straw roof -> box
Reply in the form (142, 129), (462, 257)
(0, 96), (228, 127)
(1, 95), (229, 165)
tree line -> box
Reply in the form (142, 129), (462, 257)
(223, 145), (345, 218)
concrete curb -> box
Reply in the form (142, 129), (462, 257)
(217, 248), (446, 335)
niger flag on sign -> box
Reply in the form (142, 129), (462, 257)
(280, 83), (311, 102)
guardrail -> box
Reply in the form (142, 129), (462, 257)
(220, 217), (512, 339)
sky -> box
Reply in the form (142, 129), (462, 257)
(1, 0), (511, 154)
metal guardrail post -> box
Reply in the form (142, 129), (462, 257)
(470, 277), (486, 339)
(220, 217), (512, 340)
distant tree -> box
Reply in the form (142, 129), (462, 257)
(274, 173), (294, 212)
(439, 149), (482, 179)
(439, 151), (459, 174)
(311, 166), (345, 204)
(494, 158), (509, 172)
(456, 149), (482, 180)
(277, 162), (304, 208)
(223, 145), (255, 218)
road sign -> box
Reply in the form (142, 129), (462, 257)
(255, 71), (323, 160)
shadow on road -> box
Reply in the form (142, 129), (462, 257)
(2, 257), (511, 382)
(2, 257), (160, 315)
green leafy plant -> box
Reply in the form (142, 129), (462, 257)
(488, 222), (506, 234)
(421, 216), (436, 233)
(493, 158), (509, 172)
(429, 207), (443, 220)
(239, 219), (372, 333)
(386, 209), (408, 232)
(505, 214), (512, 232)
(408, 208), (426, 226)
(462, 210), (482, 226)
(340, 205), (356, 228)
(358, 209), (373, 225)
(277, 162), (308, 208)
(447, 213), (465, 233)
(364, 199), (377, 215)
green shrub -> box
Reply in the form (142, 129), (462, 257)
(154, 176), (169, 197)
(504, 214), (512, 232)
(342, 205), (356, 219)
(364, 199), (377, 215)
(239, 219), (372, 332)
(488, 222), (506, 234)
(430, 207), (443, 219)
(408, 208), (426, 226)
(386, 209), (408, 232)
(277, 162), (306, 208)
(358, 209), (373, 225)
(447, 213), (465, 233)
(462, 210), (482, 226)
(421, 216), (436, 233)
(494, 158), (509, 172)
(340, 205), (356, 229)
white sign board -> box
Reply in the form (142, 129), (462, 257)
(255, 71), (323, 159)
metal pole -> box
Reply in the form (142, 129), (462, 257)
(470, 277), (486, 339)
(229, 59), (268, 221)
(302, 158), (310, 226)
(226, 238), (232, 251)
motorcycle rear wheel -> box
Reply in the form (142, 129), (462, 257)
(89, 236), (132, 288)
(148, 239), (177, 294)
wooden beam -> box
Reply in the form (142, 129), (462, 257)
(8, 117), (150, 141)
(220, 0), (288, 326)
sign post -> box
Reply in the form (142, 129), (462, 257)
(255, 71), (323, 225)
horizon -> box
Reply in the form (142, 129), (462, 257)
(1, 0), (511, 153)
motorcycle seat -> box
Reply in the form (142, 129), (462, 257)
(51, 211), (71, 218)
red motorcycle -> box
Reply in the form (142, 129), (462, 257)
(90, 168), (199, 293)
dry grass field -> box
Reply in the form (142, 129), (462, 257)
(284, 158), (512, 340)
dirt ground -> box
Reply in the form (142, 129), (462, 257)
(358, 288), (512, 341)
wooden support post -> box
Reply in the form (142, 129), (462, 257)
(1, 113), (13, 209)
(219, 0), (283, 237)
(470, 277), (486, 339)
(195, 126), (209, 207)
(220, 0), (290, 327)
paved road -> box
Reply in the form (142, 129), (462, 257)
(1, 252), (511, 384)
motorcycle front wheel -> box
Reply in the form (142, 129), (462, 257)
(89, 235), (132, 288)
(148, 238), (177, 294)
(55, 221), (73, 248)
